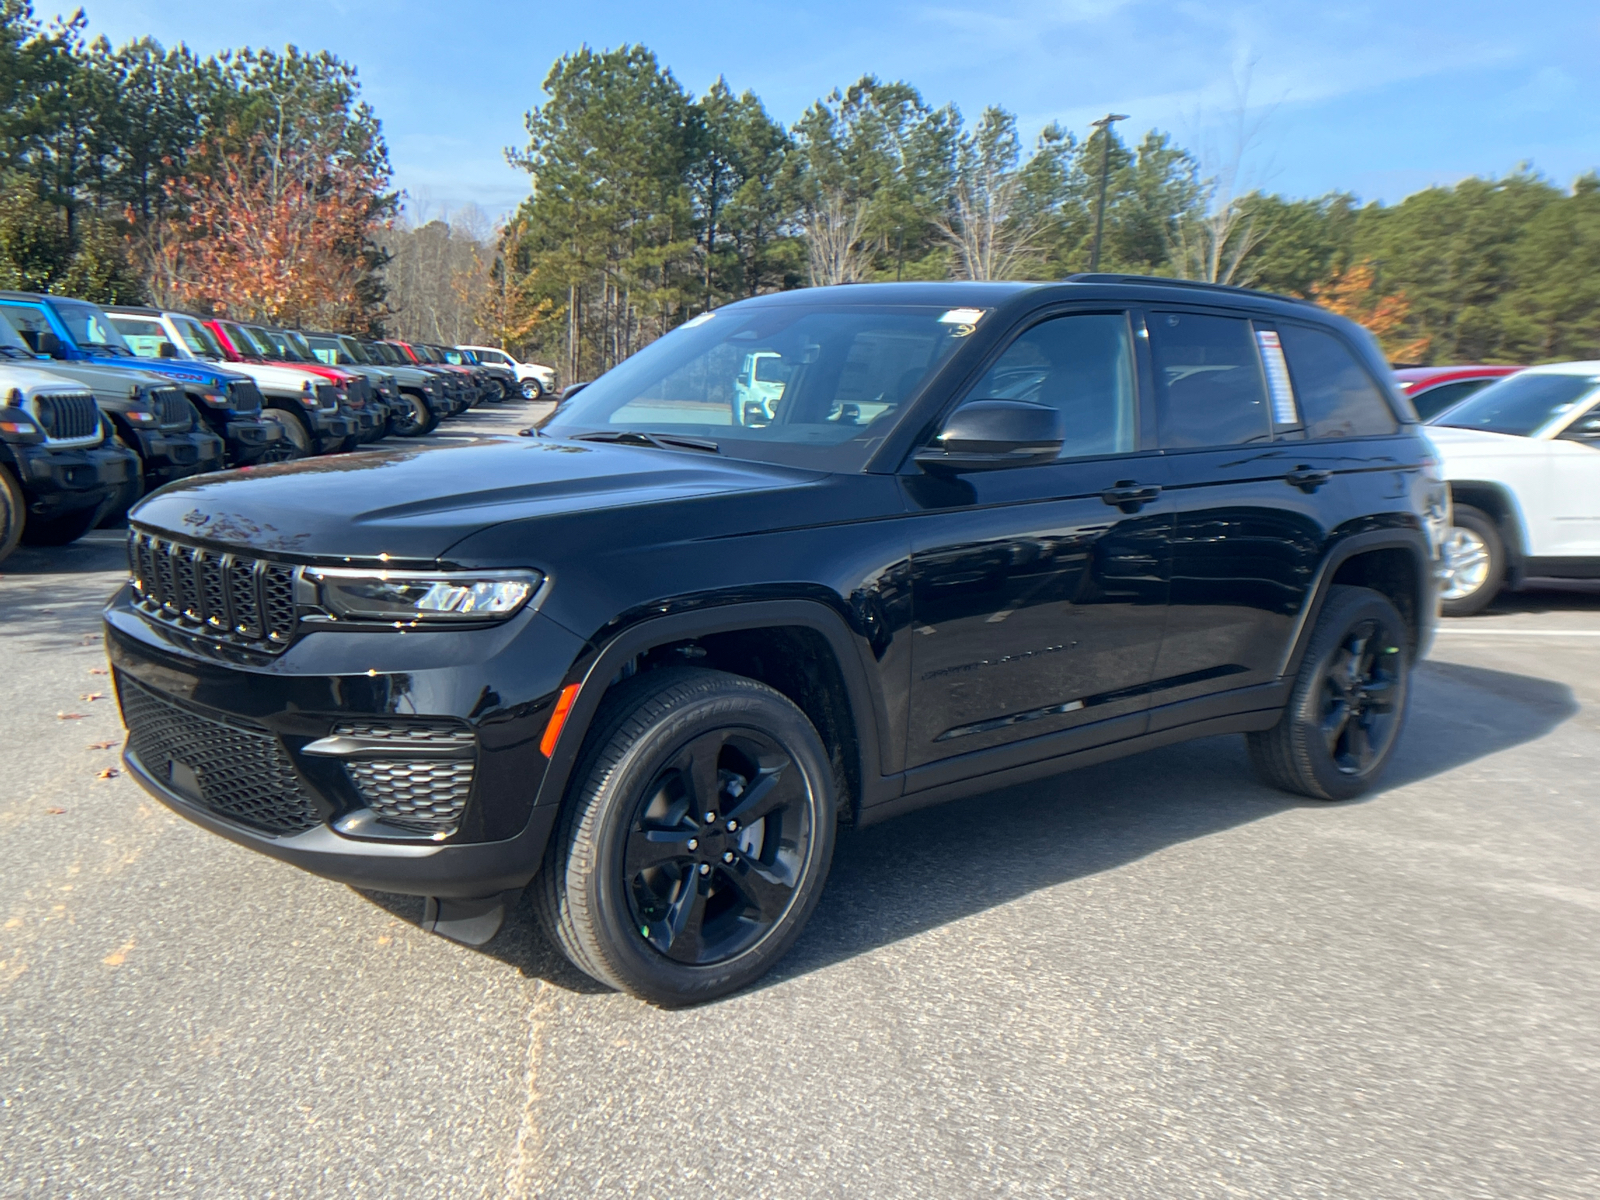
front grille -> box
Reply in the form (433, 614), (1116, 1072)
(118, 674), (320, 836)
(128, 529), (298, 653)
(151, 387), (191, 429)
(228, 379), (262, 414)
(347, 376), (372, 404)
(347, 760), (474, 835)
(35, 391), (100, 441)
(314, 383), (339, 410)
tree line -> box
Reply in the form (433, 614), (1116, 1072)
(2, 10), (1596, 370)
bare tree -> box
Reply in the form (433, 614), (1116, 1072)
(1170, 67), (1278, 285)
(802, 187), (872, 285)
(379, 197), (499, 342)
(933, 108), (1053, 280)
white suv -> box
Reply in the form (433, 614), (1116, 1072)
(1426, 361), (1600, 614)
(459, 346), (556, 399)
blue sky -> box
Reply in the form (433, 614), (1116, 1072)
(79, 0), (1600, 222)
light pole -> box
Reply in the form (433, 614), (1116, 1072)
(1088, 113), (1129, 272)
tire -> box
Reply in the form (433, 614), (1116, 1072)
(521, 377), (544, 401)
(259, 409), (311, 461)
(21, 503), (101, 547)
(1439, 504), (1504, 617)
(97, 440), (144, 528)
(390, 393), (433, 437)
(536, 667), (838, 1006)
(1248, 585), (1412, 801)
(0, 466), (24, 565)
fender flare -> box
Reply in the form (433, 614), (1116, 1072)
(532, 599), (899, 816)
(1277, 527), (1436, 678)
(1447, 479), (1529, 585)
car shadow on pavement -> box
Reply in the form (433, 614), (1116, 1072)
(0, 534), (128, 655)
(361, 657), (1577, 1000)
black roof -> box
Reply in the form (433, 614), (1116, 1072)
(726, 275), (1315, 313)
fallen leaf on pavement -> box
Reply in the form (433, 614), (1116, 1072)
(46, 807), (66, 815)
(80, 692), (106, 702)
(88, 668), (107, 676)
(57, 712), (86, 720)
(87, 741), (116, 750)
(96, 767), (120, 780)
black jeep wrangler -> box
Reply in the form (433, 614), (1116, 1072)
(106, 278), (1445, 1005)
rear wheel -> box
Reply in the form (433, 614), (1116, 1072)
(0, 466), (24, 564)
(1248, 585), (1411, 801)
(1439, 504), (1503, 617)
(259, 409), (311, 461)
(536, 667), (838, 1006)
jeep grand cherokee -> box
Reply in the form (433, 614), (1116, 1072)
(106, 278), (1445, 1006)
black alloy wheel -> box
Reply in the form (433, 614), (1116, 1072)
(1249, 585), (1411, 801)
(388, 392), (430, 437)
(537, 668), (837, 1006)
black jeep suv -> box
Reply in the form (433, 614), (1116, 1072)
(106, 279), (1445, 1005)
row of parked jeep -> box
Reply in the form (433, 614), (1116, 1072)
(0, 290), (558, 564)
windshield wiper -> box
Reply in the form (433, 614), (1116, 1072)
(569, 430), (721, 454)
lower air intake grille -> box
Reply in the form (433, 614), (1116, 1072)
(119, 675), (320, 836)
(346, 760), (475, 836)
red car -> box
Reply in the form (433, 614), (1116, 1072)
(1395, 365), (1522, 421)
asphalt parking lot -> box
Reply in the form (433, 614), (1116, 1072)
(3, 410), (1597, 1199)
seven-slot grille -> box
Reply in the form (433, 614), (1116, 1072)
(35, 391), (100, 442)
(118, 674), (320, 836)
(150, 386), (191, 429)
(346, 376), (372, 404)
(314, 382), (340, 410)
(228, 379), (262, 413)
(128, 529), (298, 652)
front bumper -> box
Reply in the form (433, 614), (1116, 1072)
(12, 441), (137, 516)
(130, 427), (226, 483)
(104, 592), (586, 897)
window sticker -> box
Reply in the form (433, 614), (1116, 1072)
(938, 307), (988, 337)
(681, 311), (715, 329)
(1256, 328), (1299, 426)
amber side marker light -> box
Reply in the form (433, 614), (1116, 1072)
(540, 683), (581, 757)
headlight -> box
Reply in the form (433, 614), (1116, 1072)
(0, 405), (42, 442)
(306, 568), (542, 623)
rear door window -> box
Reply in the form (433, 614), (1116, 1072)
(1149, 311), (1272, 447)
(1279, 324), (1400, 438)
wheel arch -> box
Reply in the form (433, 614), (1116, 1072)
(1279, 529), (1435, 677)
(533, 600), (898, 825)
(1447, 480), (1527, 584)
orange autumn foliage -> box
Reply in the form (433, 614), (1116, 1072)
(141, 133), (387, 330)
(1314, 262), (1432, 362)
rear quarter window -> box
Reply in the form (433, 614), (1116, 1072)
(1279, 324), (1400, 438)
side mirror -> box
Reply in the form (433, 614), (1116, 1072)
(914, 400), (1065, 475)
(556, 381), (587, 405)
(37, 330), (64, 359)
(1561, 413), (1600, 443)
(158, 340), (179, 358)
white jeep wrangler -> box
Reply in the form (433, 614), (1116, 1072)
(1426, 361), (1600, 615)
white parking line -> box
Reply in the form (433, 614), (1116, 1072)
(1436, 628), (1600, 636)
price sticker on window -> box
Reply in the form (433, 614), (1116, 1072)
(1255, 329), (1299, 426)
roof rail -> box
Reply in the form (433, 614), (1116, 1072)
(1065, 273), (1314, 306)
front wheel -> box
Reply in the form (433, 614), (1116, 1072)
(536, 668), (838, 1006)
(21, 503), (102, 547)
(0, 466), (24, 565)
(1248, 585), (1411, 801)
(520, 377), (544, 401)
(1439, 504), (1504, 617)
(389, 393), (433, 437)
(258, 409), (311, 461)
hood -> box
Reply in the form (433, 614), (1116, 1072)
(27, 360), (175, 399)
(80, 351), (244, 390)
(1424, 424), (1545, 455)
(129, 436), (822, 561)
(216, 359), (326, 393)
(0, 362), (97, 398)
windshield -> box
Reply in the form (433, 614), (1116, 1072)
(284, 330), (323, 362)
(220, 322), (269, 359)
(339, 336), (374, 365)
(52, 300), (134, 355)
(542, 303), (981, 471)
(108, 315), (171, 358)
(0, 311), (34, 358)
(173, 316), (226, 359)
(306, 336), (351, 366)
(1430, 372), (1600, 437)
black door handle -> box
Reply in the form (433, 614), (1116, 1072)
(1285, 466), (1332, 492)
(1101, 483), (1161, 512)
